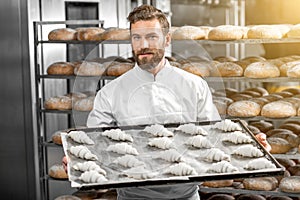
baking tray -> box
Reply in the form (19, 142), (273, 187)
(61, 119), (284, 190)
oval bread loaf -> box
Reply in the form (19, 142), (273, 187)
(279, 176), (300, 193)
(261, 101), (296, 118)
(227, 100), (261, 117)
(244, 61), (280, 78)
(48, 28), (77, 41)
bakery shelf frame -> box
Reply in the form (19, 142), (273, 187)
(34, 20), (105, 200)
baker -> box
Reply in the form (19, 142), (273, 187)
(64, 4), (271, 199)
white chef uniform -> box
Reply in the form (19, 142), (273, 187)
(87, 60), (220, 199)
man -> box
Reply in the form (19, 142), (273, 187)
(65, 4), (270, 199)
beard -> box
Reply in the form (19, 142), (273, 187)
(133, 48), (165, 71)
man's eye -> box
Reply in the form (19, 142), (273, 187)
(149, 36), (158, 40)
(132, 36), (141, 40)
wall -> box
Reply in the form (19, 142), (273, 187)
(0, 0), (36, 199)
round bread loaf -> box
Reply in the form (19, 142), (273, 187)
(73, 96), (95, 111)
(244, 61), (280, 78)
(207, 194), (235, 200)
(267, 137), (292, 154)
(207, 25), (248, 40)
(261, 101), (296, 118)
(268, 58), (286, 68)
(279, 61), (300, 76)
(288, 165), (300, 176)
(287, 24), (300, 38)
(72, 190), (98, 200)
(233, 60), (250, 70)
(272, 91), (294, 98)
(47, 62), (75, 75)
(202, 179), (233, 188)
(283, 120), (300, 125)
(213, 96), (234, 105)
(76, 27), (105, 41)
(287, 64), (300, 78)
(74, 61), (107, 76)
(172, 26), (207, 40)
(187, 55), (210, 62)
(282, 87), (300, 95)
(49, 164), (68, 179)
(281, 97), (300, 109)
(243, 177), (278, 191)
(247, 25), (283, 39)
(279, 176), (300, 193)
(181, 62), (210, 77)
(51, 131), (64, 145)
(229, 93), (252, 101)
(279, 123), (300, 135)
(210, 62), (243, 77)
(48, 28), (77, 41)
(44, 96), (72, 110)
(236, 194), (266, 200)
(245, 87), (269, 96)
(266, 196), (293, 200)
(270, 131), (299, 147)
(266, 128), (294, 137)
(249, 120), (274, 133)
(106, 62), (134, 76)
(262, 94), (283, 102)
(240, 90), (261, 98)
(247, 125), (261, 134)
(276, 158), (296, 169)
(100, 28), (130, 40)
(227, 100), (261, 117)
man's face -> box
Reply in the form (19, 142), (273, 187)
(131, 19), (170, 71)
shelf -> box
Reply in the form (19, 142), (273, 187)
(199, 186), (300, 198)
(227, 116), (300, 122)
(38, 40), (130, 44)
(39, 74), (116, 80)
(272, 153), (300, 160)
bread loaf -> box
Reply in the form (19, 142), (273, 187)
(227, 100), (261, 117)
(244, 87), (269, 96)
(74, 61), (107, 76)
(213, 56), (237, 62)
(44, 96), (72, 110)
(106, 62), (134, 76)
(287, 24), (300, 38)
(249, 97), (270, 107)
(247, 25), (283, 39)
(202, 179), (233, 188)
(51, 131), (64, 145)
(276, 158), (296, 169)
(279, 176), (300, 193)
(47, 62), (75, 75)
(270, 131), (299, 147)
(73, 96), (95, 111)
(181, 62), (210, 77)
(241, 56), (266, 63)
(261, 101), (297, 118)
(287, 63), (300, 78)
(249, 121), (274, 133)
(208, 25), (248, 40)
(207, 194), (235, 200)
(279, 123), (300, 135)
(210, 62), (243, 77)
(100, 28), (130, 40)
(49, 164), (68, 179)
(236, 194), (266, 200)
(267, 137), (292, 154)
(243, 177), (278, 191)
(244, 61), (280, 78)
(76, 27), (105, 41)
(172, 26), (207, 40)
(48, 28), (77, 41)
(279, 61), (300, 76)
(266, 128), (294, 137)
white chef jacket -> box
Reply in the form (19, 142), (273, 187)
(87, 60), (220, 200)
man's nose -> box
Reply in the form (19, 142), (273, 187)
(141, 38), (149, 48)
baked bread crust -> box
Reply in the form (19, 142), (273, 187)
(49, 164), (68, 179)
(44, 96), (72, 110)
(48, 28), (77, 41)
(243, 177), (278, 191)
(210, 62), (243, 77)
(279, 176), (300, 193)
(227, 100), (261, 117)
(76, 27), (105, 41)
(47, 62), (75, 75)
(100, 28), (130, 40)
(247, 25), (283, 39)
(106, 62), (134, 76)
(244, 61), (280, 78)
(172, 26), (207, 40)
(261, 101), (297, 118)
(208, 25), (248, 40)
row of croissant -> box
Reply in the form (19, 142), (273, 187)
(47, 24), (300, 41)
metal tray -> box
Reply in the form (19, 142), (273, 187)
(61, 119), (284, 190)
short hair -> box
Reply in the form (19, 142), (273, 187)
(127, 4), (170, 35)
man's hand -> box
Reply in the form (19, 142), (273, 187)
(62, 156), (68, 173)
(255, 132), (271, 152)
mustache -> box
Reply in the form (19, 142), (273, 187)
(136, 48), (157, 55)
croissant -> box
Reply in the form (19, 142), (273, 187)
(107, 142), (139, 155)
(79, 170), (108, 183)
(143, 124), (174, 137)
(177, 123), (208, 135)
(232, 144), (264, 157)
(207, 160), (239, 173)
(113, 155), (145, 168)
(204, 148), (230, 162)
(157, 149), (183, 163)
(212, 119), (242, 132)
(68, 131), (94, 145)
(72, 161), (106, 175)
(102, 129), (133, 142)
(185, 135), (213, 148)
(244, 158), (276, 170)
(123, 166), (158, 180)
(223, 131), (253, 144)
(166, 162), (197, 176)
(70, 145), (98, 160)
(148, 137), (174, 149)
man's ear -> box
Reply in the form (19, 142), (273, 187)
(165, 32), (171, 47)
